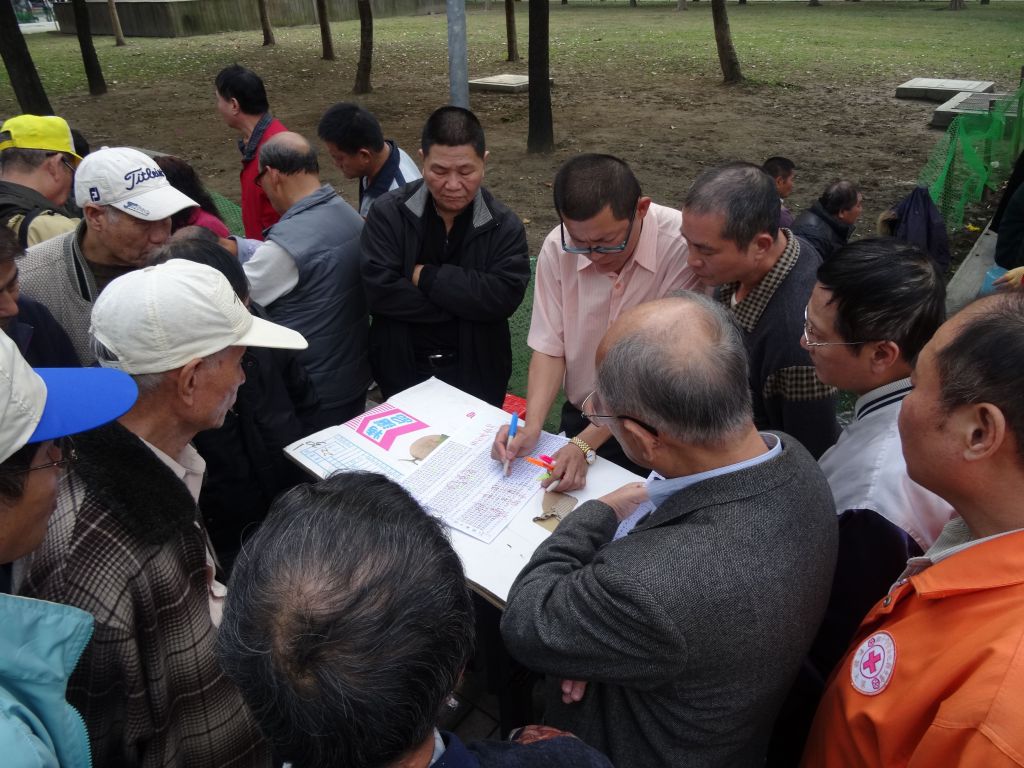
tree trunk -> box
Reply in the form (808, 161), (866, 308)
(505, 0), (519, 62)
(258, 0), (275, 45)
(353, 0), (373, 93)
(979, 0), (989, 5)
(106, 0), (126, 46)
(629, 0), (637, 6)
(527, 0), (553, 153)
(738, 0), (746, 5)
(0, 0), (53, 113)
(808, 0), (821, 7)
(711, 0), (742, 84)
(317, 0), (335, 60)
(676, 0), (687, 9)
(71, 0), (107, 95)
(947, 0), (965, 8)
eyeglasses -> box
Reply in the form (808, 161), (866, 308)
(802, 307), (865, 348)
(48, 152), (77, 175)
(581, 390), (658, 435)
(560, 202), (640, 255)
(254, 166), (269, 188)
(16, 436), (78, 474)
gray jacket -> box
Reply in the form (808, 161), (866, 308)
(501, 434), (838, 768)
(265, 185), (371, 410)
(19, 223), (97, 364)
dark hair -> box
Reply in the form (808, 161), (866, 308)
(153, 238), (249, 301)
(153, 156), (221, 232)
(820, 180), (860, 216)
(215, 64), (270, 116)
(817, 238), (944, 363)
(259, 137), (319, 177)
(70, 128), (90, 158)
(762, 156), (795, 180)
(553, 154), (642, 222)
(684, 162), (780, 248)
(421, 106), (485, 158)
(217, 472), (475, 768)
(936, 292), (1024, 462)
(0, 442), (34, 502)
(0, 226), (21, 265)
(317, 103), (385, 154)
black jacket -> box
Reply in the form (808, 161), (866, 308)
(791, 201), (854, 262)
(7, 296), (80, 367)
(192, 303), (321, 570)
(360, 180), (530, 406)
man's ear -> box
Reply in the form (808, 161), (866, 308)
(868, 340), (902, 375)
(636, 196), (653, 220)
(751, 231), (776, 257)
(620, 418), (660, 465)
(176, 359), (203, 408)
(82, 204), (106, 231)
(960, 403), (1007, 463)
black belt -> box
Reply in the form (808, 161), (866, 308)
(414, 350), (457, 368)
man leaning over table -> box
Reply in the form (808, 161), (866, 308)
(491, 153), (698, 490)
(501, 292), (837, 768)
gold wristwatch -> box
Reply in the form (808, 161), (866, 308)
(570, 436), (597, 465)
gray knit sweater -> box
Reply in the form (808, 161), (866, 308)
(501, 434), (838, 768)
(20, 222), (98, 364)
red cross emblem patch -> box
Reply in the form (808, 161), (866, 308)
(850, 631), (897, 696)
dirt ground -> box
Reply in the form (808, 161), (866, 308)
(44, 26), (982, 260)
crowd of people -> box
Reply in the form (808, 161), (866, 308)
(1, 61), (1023, 768)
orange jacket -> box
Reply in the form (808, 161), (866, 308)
(802, 528), (1024, 768)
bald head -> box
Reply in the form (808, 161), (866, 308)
(597, 292), (753, 446)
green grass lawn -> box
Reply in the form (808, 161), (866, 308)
(3, 1), (1022, 108)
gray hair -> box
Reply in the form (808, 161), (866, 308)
(0, 146), (50, 174)
(683, 162), (780, 248)
(258, 136), (319, 177)
(598, 291), (753, 446)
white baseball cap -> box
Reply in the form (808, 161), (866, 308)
(90, 260), (308, 375)
(75, 146), (198, 222)
(0, 332), (138, 463)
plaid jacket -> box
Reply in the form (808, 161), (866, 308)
(20, 422), (271, 768)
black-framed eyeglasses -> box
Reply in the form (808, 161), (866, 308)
(254, 166), (268, 188)
(581, 390), (658, 435)
(560, 201), (640, 255)
(802, 306), (865, 348)
(15, 436), (78, 474)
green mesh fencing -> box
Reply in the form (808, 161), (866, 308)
(918, 85), (1024, 232)
(209, 190), (245, 237)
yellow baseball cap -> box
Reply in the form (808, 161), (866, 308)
(0, 115), (83, 167)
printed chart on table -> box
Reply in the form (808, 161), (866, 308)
(285, 402), (439, 480)
(406, 418), (569, 543)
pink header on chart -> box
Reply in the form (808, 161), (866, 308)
(354, 405), (428, 450)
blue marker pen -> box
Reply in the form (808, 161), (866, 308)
(503, 411), (519, 476)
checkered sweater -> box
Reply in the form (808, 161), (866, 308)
(20, 422), (271, 768)
(717, 231), (841, 459)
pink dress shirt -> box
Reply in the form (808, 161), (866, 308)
(528, 202), (699, 407)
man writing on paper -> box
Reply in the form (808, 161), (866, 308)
(501, 293), (837, 768)
(492, 154), (698, 489)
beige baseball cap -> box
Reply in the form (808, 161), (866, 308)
(90, 260), (308, 375)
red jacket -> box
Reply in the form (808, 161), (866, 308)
(240, 116), (287, 239)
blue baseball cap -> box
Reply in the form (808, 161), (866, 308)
(1, 332), (139, 462)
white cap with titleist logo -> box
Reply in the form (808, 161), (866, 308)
(90, 260), (308, 375)
(74, 146), (198, 222)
